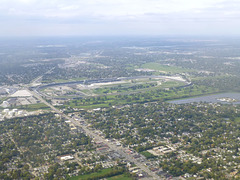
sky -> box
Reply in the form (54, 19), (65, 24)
(0, 0), (240, 36)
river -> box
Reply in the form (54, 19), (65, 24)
(169, 92), (240, 104)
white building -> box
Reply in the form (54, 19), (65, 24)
(3, 109), (10, 113)
(60, 155), (74, 161)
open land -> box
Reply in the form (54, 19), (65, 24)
(1, 37), (240, 180)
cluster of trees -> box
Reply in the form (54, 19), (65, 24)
(44, 162), (102, 179)
(43, 163), (70, 180)
(43, 163), (128, 180)
(0, 63), (56, 85)
(0, 135), (33, 179)
(161, 159), (201, 176)
(0, 113), (93, 178)
(0, 37), (70, 85)
(85, 102), (229, 143)
(0, 169), (33, 180)
(83, 102), (240, 177)
(193, 76), (240, 91)
(0, 138), (19, 171)
(5, 113), (91, 153)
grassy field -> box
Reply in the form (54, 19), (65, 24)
(41, 76), (187, 100)
(70, 168), (113, 180)
(107, 174), (133, 180)
(59, 79), (190, 110)
(93, 82), (158, 95)
(234, 117), (240, 123)
(1, 103), (50, 112)
(140, 151), (157, 159)
(60, 84), (218, 110)
(141, 62), (192, 73)
(42, 77), (86, 83)
(92, 81), (185, 96)
(70, 168), (131, 180)
(18, 103), (50, 111)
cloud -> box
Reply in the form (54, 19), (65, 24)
(0, 0), (240, 36)
(0, 0), (229, 18)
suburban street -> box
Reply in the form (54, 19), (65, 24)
(29, 88), (162, 180)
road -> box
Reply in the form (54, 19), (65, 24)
(29, 89), (162, 180)
(30, 67), (55, 86)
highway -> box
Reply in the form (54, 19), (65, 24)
(31, 67), (55, 86)
(29, 89), (162, 180)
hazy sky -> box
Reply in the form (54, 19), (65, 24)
(0, 0), (240, 36)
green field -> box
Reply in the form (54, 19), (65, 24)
(234, 117), (240, 123)
(90, 80), (185, 96)
(42, 77), (86, 83)
(92, 82), (158, 95)
(61, 84), (218, 110)
(70, 168), (130, 180)
(70, 168), (113, 180)
(41, 76), (187, 101)
(142, 62), (192, 73)
(18, 103), (50, 111)
(1, 102), (50, 112)
(107, 174), (133, 180)
(140, 151), (157, 159)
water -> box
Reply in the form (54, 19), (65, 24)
(169, 92), (240, 104)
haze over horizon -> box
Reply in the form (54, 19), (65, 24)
(1, 0), (240, 37)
